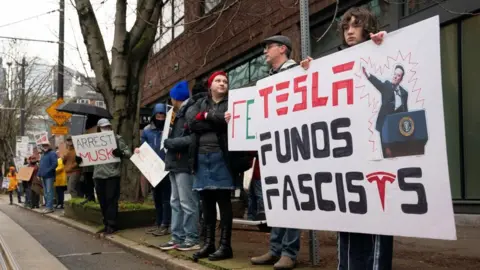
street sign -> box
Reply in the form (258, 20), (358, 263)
(46, 98), (72, 125)
(51, 125), (69, 135)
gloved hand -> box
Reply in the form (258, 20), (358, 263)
(75, 156), (83, 165)
(195, 111), (207, 121)
(112, 148), (123, 158)
(164, 139), (173, 150)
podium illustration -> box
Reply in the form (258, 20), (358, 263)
(381, 110), (428, 158)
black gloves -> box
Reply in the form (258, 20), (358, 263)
(112, 148), (123, 158)
(75, 156), (83, 165)
(163, 139), (172, 150)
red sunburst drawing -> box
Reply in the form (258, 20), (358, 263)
(354, 51), (424, 153)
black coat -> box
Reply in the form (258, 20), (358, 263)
(163, 94), (205, 173)
(368, 74), (408, 132)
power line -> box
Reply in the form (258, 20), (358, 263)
(0, 35), (58, 44)
(0, 9), (60, 29)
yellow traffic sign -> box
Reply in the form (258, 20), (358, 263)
(51, 125), (69, 135)
(46, 98), (72, 125)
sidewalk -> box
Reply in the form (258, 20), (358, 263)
(5, 195), (480, 270)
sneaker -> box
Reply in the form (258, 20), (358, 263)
(176, 242), (201, 251)
(104, 227), (117, 235)
(145, 226), (158, 234)
(159, 240), (178, 251)
(42, 209), (54, 214)
(251, 252), (280, 265)
(152, 226), (170, 237)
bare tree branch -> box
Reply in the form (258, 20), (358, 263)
(129, 0), (157, 49)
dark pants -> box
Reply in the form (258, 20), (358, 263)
(337, 232), (393, 270)
(153, 177), (171, 227)
(31, 190), (40, 208)
(94, 177), (120, 229)
(247, 180), (264, 220)
(200, 190), (232, 244)
(82, 172), (95, 201)
(56, 186), (66, 206)
(9, 190), (21, 203)
(23, 182), (32, 206)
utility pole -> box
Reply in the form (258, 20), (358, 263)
(57, 0), (65, 99)
(299, 0), (319, 266)
(20, 57), (27, 136)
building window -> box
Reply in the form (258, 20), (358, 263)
(310, 0), (390, 58)
(204, 0), (222, 14)
(403, 0), (444, 16)
(153, 0), (185, 54)
(95, 100), (105, 108)
(227, 54), (269, 90)
(77, 99), (89, 104)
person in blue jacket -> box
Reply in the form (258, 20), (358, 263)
(37, 141), (58, 214)
(136, 103), (172, 236)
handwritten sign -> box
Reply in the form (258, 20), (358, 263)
(130, 142), (169, 187)
(252, 17), (455, 240)
(2, 178), (9, 189)
(228, 86), (258, 151)
(72, 131), (120, 166)
(34, 132), (49, 145)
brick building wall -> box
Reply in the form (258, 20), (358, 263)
(141, 0), (336, 106)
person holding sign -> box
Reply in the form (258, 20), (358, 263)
(300, 6), (390, 270)
(160, 81), (201, 251)
(250, 35), (301, 270)
(136, 103), (172, 237)
(7, 166), (21, 205)
(54, 151), (67, 209)
(187, 71), (237, 262)
(38, 141), (58, 214)
(89, 118), (132, 235)
(27, 156), (41, 209)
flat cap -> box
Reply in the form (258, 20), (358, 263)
(263, 35), (292, 50)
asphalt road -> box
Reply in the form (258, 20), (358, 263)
(0, 204), (163, 270)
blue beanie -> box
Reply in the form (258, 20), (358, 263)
(170, 80), (189, 101)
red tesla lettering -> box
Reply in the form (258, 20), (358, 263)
(293, 75), (308, 112)
(275, 81), (290, 116)
(259, 86), (274, 119)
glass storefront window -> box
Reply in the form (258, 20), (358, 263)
(228, 62), (249, 90)
(227, 54), (269, 89)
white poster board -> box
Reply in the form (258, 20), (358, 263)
(227, 86), (258, 151)
(2, 178), (9, 189)
(253, 17), (455, 240)
(130, 142), (169, 187)
(34, 132), (49, 145)
(160, 105), (174, 152)
(72, 131), (120, 166)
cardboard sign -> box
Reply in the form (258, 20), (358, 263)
(72, 131), (120, 166)
(17, 167), (34, 181)
(253, 17), (455, 240)
(130, 142), (169, 187)
(34, 132), (49, 145)
(228, 86), (258, 151)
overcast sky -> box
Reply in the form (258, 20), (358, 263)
(0, 0), (137, 76)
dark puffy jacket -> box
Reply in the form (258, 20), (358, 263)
(38, 149), (58, 179)
(141, 103), (167, 159)
(163, 95), (203, 173)
(186, 93), (250, 175)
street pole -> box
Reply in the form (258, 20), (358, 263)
(299, 0), (320, 266)
(57, 0), (65, 100)
(20, 57), (26, 136)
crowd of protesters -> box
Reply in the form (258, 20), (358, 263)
(0, 6), (393, 270)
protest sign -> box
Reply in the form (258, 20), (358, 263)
(17, 167), (34, 181)
(34, 132), (49, 145)
(253, 16), (455, 240)
(160, 105), (174, 152)
(130, 142), (169, 187)
(228, 86), (258, 151)
(72, 131), (120, 166)
(2, 178), (9, 189)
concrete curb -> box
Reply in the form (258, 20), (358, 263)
(0, 233), (20, 270)
(14, 204), (210, 270)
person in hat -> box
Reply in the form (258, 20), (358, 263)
(159, 80), (201, 252)
(78, 118), (131, 234)
(63, 135), (82, 198)
(37, 141), (58, 213)
(300, 6), (388, 270)
(6, 166), (21, 205)
(136, 103), (172, 237)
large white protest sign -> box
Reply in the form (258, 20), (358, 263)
(34, 132), (49, 145)
(228, 86), (258, 151)
(2, 178), (9, 189)
(72, 131), (120, 166)
(130, 142), (169, 187)
(253, 16), (455, 240)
